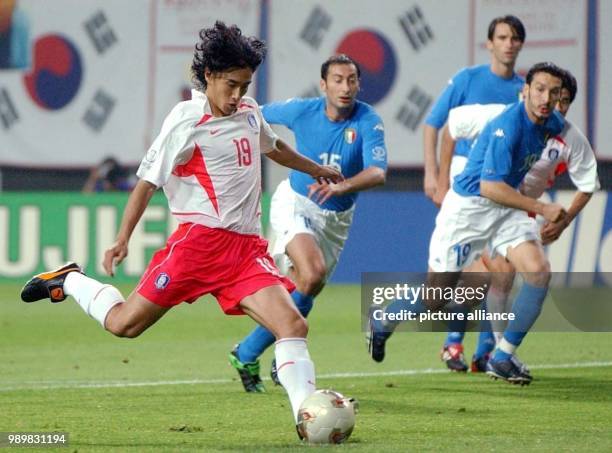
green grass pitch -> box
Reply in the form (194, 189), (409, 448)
(1, 283), (611, 451)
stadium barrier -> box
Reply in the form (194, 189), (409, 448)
(1, 191), (611, 284)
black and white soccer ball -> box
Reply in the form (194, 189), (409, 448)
(297, 389), (357, 444)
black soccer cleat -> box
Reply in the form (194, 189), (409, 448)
(486, 357), (532, 385)
(440, 344), (469, 372)
(228, 345), (265, 393)
(20, 262), (82, 303)
(511, 355), (533, 380)
(366, 328), (392, 363)
(270, 358), (282, 386)
(470, 353), (490, 373)
(366, 304), (393, 363)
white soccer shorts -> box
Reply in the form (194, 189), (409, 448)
(268, 179), (354, 280)
(428, 188), (539, 272)
(449, 155), (468, 183)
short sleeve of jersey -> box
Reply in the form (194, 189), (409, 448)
(261, 97), (309, 128)
(137, 104), (196, 187)
(361, 113), (388, 170)
(448, 104), (507, 140)
(481, 125), (515, 182)
(565, 123), (601, 193)
(255, 104), (279, 154)
(425, 68), (471, 129)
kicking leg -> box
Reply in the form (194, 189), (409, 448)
(21, 262), (169, 338)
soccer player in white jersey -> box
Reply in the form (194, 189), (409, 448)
(229, 55), (388, 392)
(20, 21), (343, 437)
(443, 69), (599, 373)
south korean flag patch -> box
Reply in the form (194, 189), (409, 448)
(155, 272), (171, 290)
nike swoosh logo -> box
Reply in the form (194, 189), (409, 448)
(210, 129), (221, 135)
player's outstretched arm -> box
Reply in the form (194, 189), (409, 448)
(423, 124), (439, 200)
(480, 180), (566, 223)
(266, 139), (344, 183)
(103, 179), (158, 276)
(434, 125), (455, 207)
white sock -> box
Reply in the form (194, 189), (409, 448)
(498, 337), (517, 355)
(275, 338), (316, 423)
(486, 287), (510, 345)
(493, 331), (504, 345)
(64, 272), (124, 327)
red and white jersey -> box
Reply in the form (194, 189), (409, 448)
(137, 90), (278, 235)
(448, 103), (600, 198)
(521, 121), (600, 198)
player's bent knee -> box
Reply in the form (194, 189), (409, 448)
(521, 262), (551, 287)
(297, 267), (327, 295)
(280, 314), (308, 338)
(105, 318), (146, 339)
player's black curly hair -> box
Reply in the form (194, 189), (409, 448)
(561, 69), (578, 103)
(191, 21), (267, 90)
(525, 62), (565, 85)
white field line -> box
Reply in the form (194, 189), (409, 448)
(1, 361), (611, 392)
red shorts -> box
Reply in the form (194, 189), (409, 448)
(136, 223), (295, 315)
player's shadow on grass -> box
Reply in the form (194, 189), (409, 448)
(426, 373), (612, 404)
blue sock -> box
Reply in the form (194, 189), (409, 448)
(474, 326), (496, 358)
(444, 305), (467, 347)
(237, 291), (314, 363)
(474, 303), (495, 359)
(493, 282), (548, 361)
(374, 295), (427, 333)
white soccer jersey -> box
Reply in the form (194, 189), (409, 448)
(447, 104), (600, 198)
(521, 121), (600, 198)
(137, 90), (278, 235)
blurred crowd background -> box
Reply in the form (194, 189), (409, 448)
(1, 0), (610, 191)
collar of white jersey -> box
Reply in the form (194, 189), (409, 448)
(191, 89), (208, 107)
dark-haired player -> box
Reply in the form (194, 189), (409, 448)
(441, 68), (599, 374)
(20, 21), (342, 433)
(229, 54), (387, 392)
(371, 62), (567, 384)
(422, 15), (526, 371)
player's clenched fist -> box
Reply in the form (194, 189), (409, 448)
(103, 239), (128, 276)
(542, 203), (567, 223)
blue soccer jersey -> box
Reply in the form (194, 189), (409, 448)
(453, 102), (565, 196)
(425, 64), (524, 157)
(262, 97), (387, 211)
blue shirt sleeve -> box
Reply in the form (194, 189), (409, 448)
(361, 113), (388, 170)
(261, 98), (309, 129)
(425, 68), (471, 129)
(481, 125), (515, 182)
